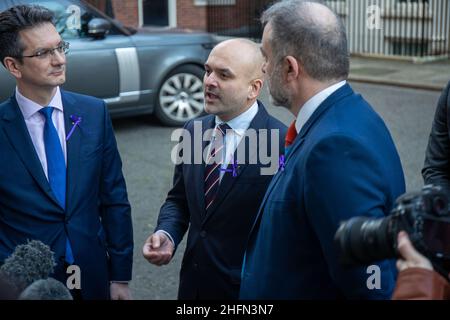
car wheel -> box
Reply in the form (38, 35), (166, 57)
(154, 64), (205, 126)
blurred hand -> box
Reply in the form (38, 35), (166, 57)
(142, 231), (174, 266)
(110, 282), (132, 300)
(396, 231), (433, 272)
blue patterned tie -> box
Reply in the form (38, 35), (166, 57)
(40, 107), (74, 264)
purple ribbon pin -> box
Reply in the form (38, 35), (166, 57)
(279, 155), (286, 172)
(66, 115), (82, 141)
(220, 155), (239, 177)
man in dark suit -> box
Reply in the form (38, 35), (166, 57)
(240, 1), (405, 299)
(142, 38), (287, 299)
(0, 5), (133, 300)
(422, 80), (450, 193)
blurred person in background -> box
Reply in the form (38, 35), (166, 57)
(392, 231), (450, 300)
(423, 80), (450, 196)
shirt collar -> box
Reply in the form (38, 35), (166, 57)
(15, 86), (64, 120)
(215, 100), (259, 137)
(295, 80), (346, 133)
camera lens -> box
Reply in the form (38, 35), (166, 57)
(334, 216), (396, 265)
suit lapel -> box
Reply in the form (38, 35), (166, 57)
(202, 102), (268, 224)
(62, 91), (83, 217)
(1, 96), (60, 207)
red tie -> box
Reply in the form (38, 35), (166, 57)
(285, 121), (298, 147)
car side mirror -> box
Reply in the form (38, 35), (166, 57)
(87, 18), (111, 39)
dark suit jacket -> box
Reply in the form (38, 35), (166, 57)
(156, 101), (286, 299)
(0, 90), (133, 299)
(423, 80), (450, 193)
(240, 84), (406, 299)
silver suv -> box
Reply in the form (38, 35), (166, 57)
(0, 0), (215, 125)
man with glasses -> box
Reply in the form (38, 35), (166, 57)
(0, 5), (133, 300)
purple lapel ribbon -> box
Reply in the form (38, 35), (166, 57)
(66, 115), (82, 141)
(220, 155), (239, 177)
(279, 155), (286, 172)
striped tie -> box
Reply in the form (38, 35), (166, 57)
(204, 123), (231, 211)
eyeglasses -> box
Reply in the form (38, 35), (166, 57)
(20, 41), (70, 59)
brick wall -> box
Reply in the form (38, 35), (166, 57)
(85, 0), (139, 28)
(110, 0), (139, 28)
(177, 0), (207, 30)
(178, 0), (266, 35)
(84, 0), (108, 12)
(176, 0), (256, 32)
(85, 0), (263, 32)
(207, 1), (251, 32)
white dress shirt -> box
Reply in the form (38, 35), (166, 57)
(213, 100), (259, 180)
(16, 86), (67, 179)
(295, 80), (347, 133)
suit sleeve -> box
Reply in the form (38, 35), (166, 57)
(155, 122), (191, 249)
(99, 103), (133, 281)
(392, 268), (450, 300)
(422, 81), (450, 193)
(304, 134), (397, 299)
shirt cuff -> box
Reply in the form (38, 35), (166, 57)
(156, 230), (175, 245)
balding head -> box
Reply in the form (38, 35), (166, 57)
(211, 38), (264, 80)
(203, 38), (264, 121)
(261, 0), (349, 82)
(305, 1), (340, 26)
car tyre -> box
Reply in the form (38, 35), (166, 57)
(154, 64), (205, 126)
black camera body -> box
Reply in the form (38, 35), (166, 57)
(335, 185), (450, 280)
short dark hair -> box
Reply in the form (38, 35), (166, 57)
(261, 0), (349, 82)
(0, 5), (54, 66)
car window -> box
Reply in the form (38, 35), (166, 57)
(0, 0), (123, 39)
